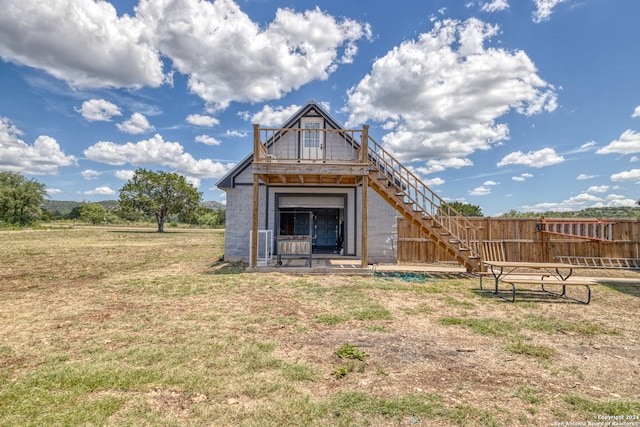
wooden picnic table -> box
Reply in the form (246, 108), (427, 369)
(481, 261), (596, 304)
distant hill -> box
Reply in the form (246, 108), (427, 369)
(201, 200), (225, 210)
(42, 200), (225, 217)
(502, 206), (640, 219)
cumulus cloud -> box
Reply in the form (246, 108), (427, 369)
(78, 99), (122, 121)
(84, 186), (116, 196)
(81, 169), (101, 180)
(610, 169), (640, 182)
(0, 117), (77, 175)
(480, 0), (509, 12)
(577, 173), (596, 180)
(497, 147), (564, 168)
(512, 173), (533, 181)
(532, 0), (568, 23)
(117, 113), (155, 135)
(243, 104), (303, 127)
(114, 169), (135, 181)
(586, 185), (611, 193)
(469, 186), (492, 196)
(226, 130), (248, 137)
(415, 158), (473, 175)
(632, 106), (640, 118)
(135, 0), (371, 111)
(0, 0), (369, 109)
(83, 134), (234, 179)
(187, 114), (220, 127)
(596, 130), (640, 155)
(0, 0), (165, 88)
(195, 135), (221, 146)
(345, 18), (557, 165)
(521, 192), (602, 212)
(469, 180), (499, 196)
(602, 194), (637, 208)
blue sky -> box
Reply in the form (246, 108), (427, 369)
(1, 0), (639, 216)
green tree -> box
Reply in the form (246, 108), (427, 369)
(118, 169), (202, 232)
(79, 202), (108, 225)
(0, 172), (47, 226)
(444, 201), (483, 217)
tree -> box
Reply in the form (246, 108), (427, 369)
(79, 202), (115, 225)
(0, 172), (47, 226)
(444, 201), (483, 217)
(118, 169), (202, 232)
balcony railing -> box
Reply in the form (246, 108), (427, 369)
(253, 125), (368, 164)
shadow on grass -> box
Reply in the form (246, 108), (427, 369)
(206, 260), (248, 274)
(600, 282), (640, 298)
(471, 288), (590, 305)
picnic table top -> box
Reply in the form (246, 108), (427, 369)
(483, 261), (582, 269)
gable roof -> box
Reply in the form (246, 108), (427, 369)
(216, 99), (350, 189)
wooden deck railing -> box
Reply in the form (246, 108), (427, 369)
(253, 125), (366, 163)
(365, 135), (482, 265)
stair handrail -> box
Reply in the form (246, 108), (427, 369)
(366, 135), (481, 260)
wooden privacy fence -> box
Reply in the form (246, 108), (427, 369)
(396, 217), (640, 264)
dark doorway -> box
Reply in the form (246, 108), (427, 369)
(279, 208), (342, 254)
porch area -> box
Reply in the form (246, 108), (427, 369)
(248, 254), (467, 276)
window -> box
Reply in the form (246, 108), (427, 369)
(303, 122), (321, 147)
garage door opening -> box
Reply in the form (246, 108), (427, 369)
(278, 208), (344, 254)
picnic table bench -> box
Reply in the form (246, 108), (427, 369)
(480, 261), (597, 304)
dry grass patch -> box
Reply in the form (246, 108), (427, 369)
(1, 227), (639, 426)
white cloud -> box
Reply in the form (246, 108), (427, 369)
(577, 173), (596, 180)
(480, 0), (509, 12)
(424, 177), (445, 187)
(345, 18), (557, 163)
(186, 114), (220, 127)
(497, 147), (564, 168)
(0, 0), (166, 88)
(415, 158), (473, 175)
(586, 185), (611, 193)
(226, 130), (248, 137)
(469, 180), (498, 196)
(82, 169), (101, 180)
(631, 156), (639, 163)
(83, 134), (234, 179)
(135, 0), (371, 111)
(521, 192), (602, 212)
(78, 99), (122, 121)
(0, 0), (369, 109)
(631, 106), (640, 118)
(116, 113), (155, 135)
(47, 188), (63, 195)
(84, 186), (116, 196)
(532, 0), (568, 23)
(512, 173), (533, 181)
(195, 135), (221, 146)
(469, 186), (492, 196)
(566, 141), (597, 154)
(596, 130), (640, 155)
(244, 104), (302, 127)
(602, 195), (637, 207)
(610, 169), (640, 182)
(114, 169), (135, 181)
(0, 117), (77, 175)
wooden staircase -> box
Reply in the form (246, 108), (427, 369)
(365, 136), (482, 272)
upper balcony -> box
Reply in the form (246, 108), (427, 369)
(252, 124), (370, 186)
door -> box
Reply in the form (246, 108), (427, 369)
(301, 118), (324, 160)
(313, 209), (339, 250)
